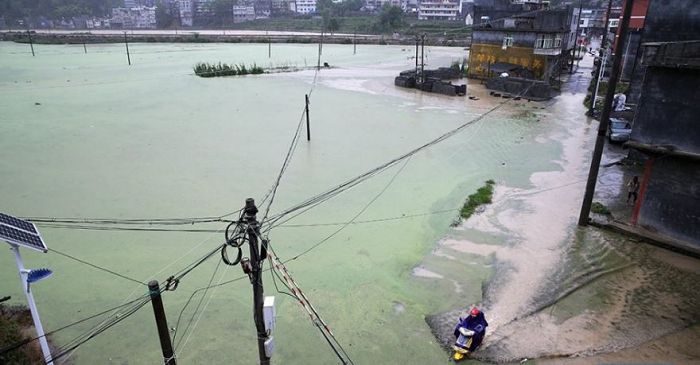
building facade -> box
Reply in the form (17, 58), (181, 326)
(418, 0), (460, 20)
(294, 0), (317, 14)
(110, 6), (157, 28)
(178, 0), (194, 26)
(233, 5), (256, 22)
(468, 0), (578, 82)
(626, 40), (700, 248)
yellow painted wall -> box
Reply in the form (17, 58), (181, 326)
(467, 44), (549, 80)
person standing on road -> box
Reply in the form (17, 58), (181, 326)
(627, 176), (640, 204)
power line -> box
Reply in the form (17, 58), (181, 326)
(261, 83), (534, 233)
(0, 294), (150, 358)
(50, 248), (146, 286)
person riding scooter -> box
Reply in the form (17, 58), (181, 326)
(453, 307), (488, 353)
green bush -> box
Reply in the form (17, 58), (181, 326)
(591, 202), (611, 215)
(460, 180), (495, 219)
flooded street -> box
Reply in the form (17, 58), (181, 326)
(1, 41), (698, 365)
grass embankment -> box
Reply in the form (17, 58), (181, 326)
(0, 304), (46, 364)
(194, 62), (264, 77)
(460, 180), (495, 219)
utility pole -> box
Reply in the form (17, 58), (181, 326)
(420, 34), (426, 84)
(353, 31), (356, 55)
(415, 35), (419, 80)
(305, 94), (311, 141)
(243, 199), (270, 365)
(148, 280), (176, 365)
(320, 30), (324, 55)
(575, 0), (584, 69)
(570, 0), (582, 73)
(589, 0), (614, 115)
(83, 40), (87, 54)
(578, 0), (635, 226)
(124, 32), (131, 66)
(267, 30), (271, 58)
(27, 30), (35, 57)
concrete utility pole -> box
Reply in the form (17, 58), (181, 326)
(578, 0), (635, 226)
(243, 199), (270, 365)
(575, 0), (584, 68)
(124, 32), (131, 66)
(305, 94), (311, 141)
(27, 30), (35, 57)
(353, 31), (356, 55)
(420, 34), (426, 84)
(148, 280), (176, 365)
(589, 0), (614, 115)
(571, 0), (582, 73)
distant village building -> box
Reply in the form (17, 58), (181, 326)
(176, 0), (194, 26)
(418, 0), (460, 20)
(578, 8), (607, 38)
(364, 0), (405, 12)
(233, 5), (256, 22)
(111, 6), (157, 29)
(294, 0), (318, 14)
(468, 0), (579, 82)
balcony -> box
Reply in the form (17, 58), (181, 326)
(533, 47), (562, 56)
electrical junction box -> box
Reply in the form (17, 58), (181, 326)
(263, 296), (276, 332)
(264, 336), (275, 357)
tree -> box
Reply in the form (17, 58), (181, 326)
(155, 0), (176, 28)
(376, 4), (403, 33)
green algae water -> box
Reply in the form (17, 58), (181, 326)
(1, 41), (563, 364)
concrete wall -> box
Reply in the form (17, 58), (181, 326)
(638, 158), (700, 246)
(628, 0), (700, 104)
(631, 67), (700, 154)
(468, 43), (549, 79)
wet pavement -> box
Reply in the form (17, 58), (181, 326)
(421, 51), (700, 364)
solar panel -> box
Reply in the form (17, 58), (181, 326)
(0, 213), (47, 253)
(0, 213), (38, 234)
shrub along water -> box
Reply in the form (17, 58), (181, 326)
(460, 179), (495, 219)
(193, 62), (264, 77)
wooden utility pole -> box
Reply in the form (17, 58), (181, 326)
(305, 94), (311, 141)
(589, 0), (614, 115)
(242, 199), (270, 365)
(148, 281), (176, 365)
(578, 0), (635, 226)
(124, 32), (131, 65)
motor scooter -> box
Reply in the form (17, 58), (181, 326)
(452, 326), (475, 361)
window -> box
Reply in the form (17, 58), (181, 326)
(502, 33), (514, 49)
(535, 34), (555, 49)
(535, 34), (545, 49)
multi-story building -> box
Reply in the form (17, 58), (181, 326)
(294, 0), (317, 14)
(364, 0), (405, 12)
(178, 0), (194, 26)
(233, 5), (256, 22)
(468, 0), (579, 82)
(579, 8), (607, 38)
(625, 40), (700, 249)
(110, 6), (157, 29)
(418, 0), (460, 20)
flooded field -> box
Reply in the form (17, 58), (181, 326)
(1, 41), (698, 365)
